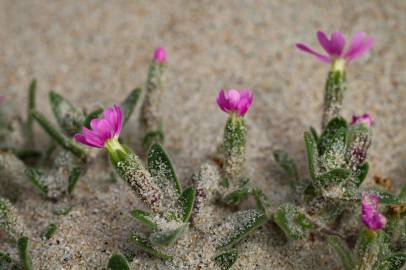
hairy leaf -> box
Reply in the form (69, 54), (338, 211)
(131, 233), (172, 260)
(131, 209), (157, 230)
(107, 253), (130, 270)
(121, 88), (141, 126)
(222, 186), (250, 206)
(214, 249), (238, 270)
(273, 149), (299, 187)
(274, 203), (314, 240)
(318, 116), (348, 154)
(327, 236), (354, 270)
(150, 224), (187, 246)
(17, 236), (32, 270)
(178, 187), (196, 222)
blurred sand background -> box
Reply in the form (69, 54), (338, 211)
(0, 0), (405, 269)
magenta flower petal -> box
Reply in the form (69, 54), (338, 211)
(330, 32), (346, 56)
(154, 47), (166, 63)
(344, 32), (374, 62)
(216, 89), (253, 117)
(361, 193), (387, 230)
(317, 31), (335, 56)
(351, 113), (373, 127)
(74, 105), (123, 148)
(296, 43), (331, 63)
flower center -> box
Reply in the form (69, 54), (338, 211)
(332, 58), (345, 73)
(104, 138), (128, 164)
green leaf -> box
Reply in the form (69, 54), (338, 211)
(214, 249), (238, 270)
(376, 253), (406, 270)
(107, 253), (130, 270)
(25, 168), (48, 195)
(142, 130), (164, 149)
(178, 187), (196, 222)
(353, 162), (369, 188)
(149, 224), (187, 246)
(399, 185), (406, 200)
(83, 108), (103, 128)
(316, 168), (351, 190)
(318, 116), (348, 154)
(0, 251), (19, 270)
(372, 190), (402, 205)
(309, 126), (319, 142)
(303, 183), (318, 202)
(31, 110), (87, 160)
(26, 79), (36, 146)
(131, 232), (172, 260)
(218, 209), (267, 249)
(327, 236), (354, 270)
(121, 88), (141, 126)
(304, 131), (319, 181)
(273, 203), (314, 240)
(17, 236), (32, 270)
(273, 149), (299, 186)
(252, 188), (271, 214)
(67, 167), (81, 195)
(222, 186), (250, 206)
(41, 223), (57, 240)
(147, 143), (181, 195)
(131, 209), (157, 230)
(319, 128), (347, 171)
(49, 91), (84, 135)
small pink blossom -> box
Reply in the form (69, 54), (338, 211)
(361, 193), (387, 230)
(154, 47), (166, 63)
(351, 113), (373, 127)
(216, 89), (253, 117)
(296, 31), (374, 63)
(74, 105), (122, 148)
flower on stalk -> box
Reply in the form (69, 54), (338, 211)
(74, 105), (122, 148)
(296, 31), (374, 65)
(153, 47), (166, 63)
(216, 89), (253, 117)
(361, 192), (387, 230)
(351, 113), (373, 127)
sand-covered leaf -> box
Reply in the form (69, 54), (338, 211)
(376, 253), (406, 270)
(327, 236), (354, 270)
(218, 209), (267, 249)
(17, 236), (32, 270)
(131, 209), (157, 230)
(274, 203), (314, 240)
(41, 223), (57, 240)
(352, 162), (369, 188)
(316, 168), (351, 189)
(252, 188), (271, 214)
(319, 128), (347, 171)
(273, 149), (299, 187)
(222, 186), (250, 206)
(304, 130), (319, 180)
(26, 79), (36, 146)
(68, 167), (81, 195)
(31, 110), (87, 159)
(318, 116), (347, 154)
(178, 187), (196, 222)
(107, 253), (130, 270)
(49, 91), (84, 136)
(147, 143), (181, 195)
(214, 249), (238, 270)
(399, 184), (406, 200)
(149, 223), (187, 246)
(355, 229), (382, 269)
(25, 168), (47, 195)
(121, 87), (141, 126)
(131, 233), (172, 260)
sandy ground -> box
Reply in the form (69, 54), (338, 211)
(0, 0), (405, 269)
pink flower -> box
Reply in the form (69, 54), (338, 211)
(351, 113), (373, 127)
(216, 89), (253, 117)
(296, 31), (374, 63)
(74, 105), (122, 148)
(154, 47), (166, 63)
(361, 193), (387, 230)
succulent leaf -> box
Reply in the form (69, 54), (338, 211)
(131, 209), (158, 230)
(273, 203), (314, 240)
(252, 188), (271, 215)
(67, 167), (81, 195)
(149, 224), (187, 246)
(147, 143), (182, 195)
(318, 116), (348, 154)
(218, 209), (267, 249)
(25, 168), (48, 195)
(17, 236), (32, 270)
(26, 79), (36, 146)
(222, 186), (250, 206)
(304, 130), (319, 181)
(214, 249), (238, 270)
(131, 232), (172, 260)
(107, 253), (130, 270)
(121, 88), (141, 126)
(49, 91), (84, 136)
(273, 149), (299, 187)
(178, 187), (196, 222)
(376, 253), (406, 270)
(41, 223), (58, 240)
(142, 129), (164, 149)
(327, 235), (354, 270)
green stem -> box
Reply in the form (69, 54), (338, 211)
(223, 114), (247, 186)
(322, 60), (346, 129)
